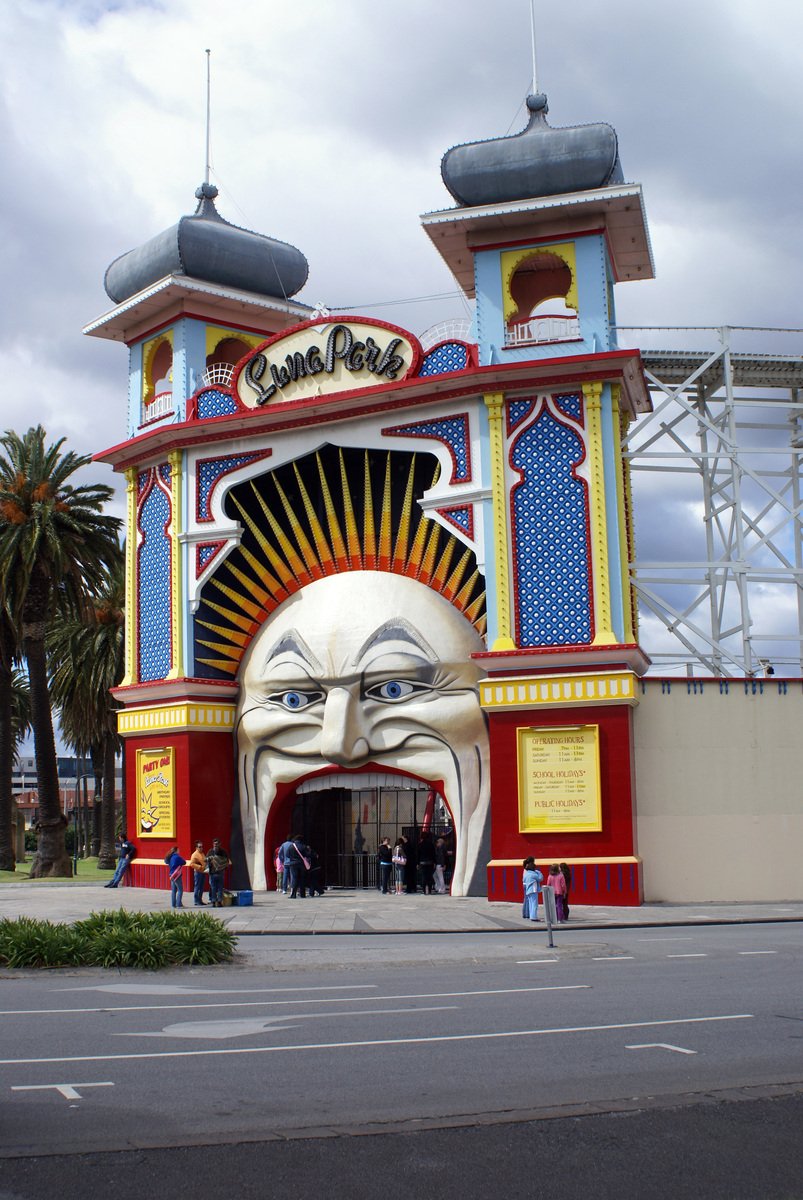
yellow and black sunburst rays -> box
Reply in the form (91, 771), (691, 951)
(195, 447), (486, 676)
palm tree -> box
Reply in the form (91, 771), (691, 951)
(0, 609), (31, 871)
(0, 427), (121, 878)
(48, 554), (125, 869)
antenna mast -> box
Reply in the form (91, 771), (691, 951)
(204, 48), (212, 186)
(529, 0), (539, 94)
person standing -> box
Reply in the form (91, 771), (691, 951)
(306, 844), (324, 896)
(559, 862), (573, 920)
(206, 839), (230, 908)
(377, 837), (393, 894)
(522, 857), (544, 922)
(278, 835), (295, 895)
(105, 836), (137, 888)
(547, 863), (568, 922)
(187, 841), (207, 906)
(391, 838), (407, 895)
(283, 835), (309, 899)
(417, 832), (436, 895)
(434, 837), (448, 894)
(403, 835), (417, 894)
(165, 846), (186, 908)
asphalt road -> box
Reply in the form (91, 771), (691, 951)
(0, 923), (800, 1197)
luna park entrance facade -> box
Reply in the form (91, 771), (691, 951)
(284, 772), (455, 890)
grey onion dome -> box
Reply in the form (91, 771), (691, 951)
(441, 93), (624, 208)
(103, 182), (309, 304)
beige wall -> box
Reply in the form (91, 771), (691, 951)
(633, 680), (802, 902)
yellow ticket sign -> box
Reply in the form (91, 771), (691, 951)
(517, 725), (602, 833)
(136, 747), (176, 838)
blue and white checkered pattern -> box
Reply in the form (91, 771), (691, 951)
(511, 412), (591, 645)
(418, 342), (469, 376)
(196, 389), (239, 419)
(439, 506), (472, 535)
(554, 392), (583, 422)
(197, 542), (223, 571)
(138, 471), (172, 681)
(507, 398), (536, 434)
(383, 416), (471, 483)
(197, 454), (264, 521)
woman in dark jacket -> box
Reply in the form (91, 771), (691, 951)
(403, 835), (417, 894)
(417, 833), (436, 895)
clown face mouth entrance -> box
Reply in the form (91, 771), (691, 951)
(286, 772), (454, 891)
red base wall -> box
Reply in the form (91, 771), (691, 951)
(123, 729), (235, 885)
(486, 702), (642, 906)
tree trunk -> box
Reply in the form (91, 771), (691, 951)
(82, 776), (91, 858)
(24, 624), (72, 879)
(97, 730), (117, 868)
(0, 652), (15, 872)
(91, 743), (103, 857)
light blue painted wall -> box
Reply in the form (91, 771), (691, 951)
(474, 233), (616, 366)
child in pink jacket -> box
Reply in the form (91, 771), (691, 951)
(547, 864), (567, 922)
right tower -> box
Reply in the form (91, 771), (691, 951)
(423, 91), (655, 903)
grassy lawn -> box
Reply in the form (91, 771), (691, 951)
(0, 857), (115, 884)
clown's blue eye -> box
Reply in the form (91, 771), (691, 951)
(366, 679), (418, 702)
(270, 690), (322, 710)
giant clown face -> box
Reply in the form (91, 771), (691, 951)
(236, 570), (490, 896)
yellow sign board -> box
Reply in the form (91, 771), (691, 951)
(517, 725), (602, 833)
(136, 747), (176, 839)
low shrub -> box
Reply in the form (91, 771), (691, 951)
(0, 911), (236, 969)
(0, 917), (85, 968)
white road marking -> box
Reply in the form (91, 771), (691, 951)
(10, 1082), (114, 1100)
(516, 959), (560, 964)
(667, 953), (708, 958)
(0, 985), (589, 1018)
(592, 956), (634, 961)
(0, 1014), (753, 1067)
(738, 951), (778, 956)
(124, 1005), (458, 1041)
(60, 983), (377, 996)
(626, 1043), (697, 1055)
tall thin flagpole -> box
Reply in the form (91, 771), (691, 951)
(205, 48), (212, 186)
(529, 0), (538, 94)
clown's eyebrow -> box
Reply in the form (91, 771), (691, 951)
(356, 621), (435, 664)
(261, 631), (324, 675)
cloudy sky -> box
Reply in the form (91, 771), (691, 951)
(3, 0), (801, 673)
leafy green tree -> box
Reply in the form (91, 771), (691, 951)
(0, 609), (31, 871)
(0, 427), (121, 878)
(48, 554), (125, 869)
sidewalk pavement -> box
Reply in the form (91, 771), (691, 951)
(1, 881), (801, 936)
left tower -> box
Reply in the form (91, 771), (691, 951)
(85, 183), (310, 886)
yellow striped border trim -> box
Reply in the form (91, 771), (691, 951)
(489, 855), (641, 868)
(611, 386), (635, 644)
(484, 391), (515, 651)
(166, 450), (184, 680)
(123, 468), (137, 686)
(583, 382), (615, 644)
(480, 671), (638, 711)
(118, 703), (236, 736)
